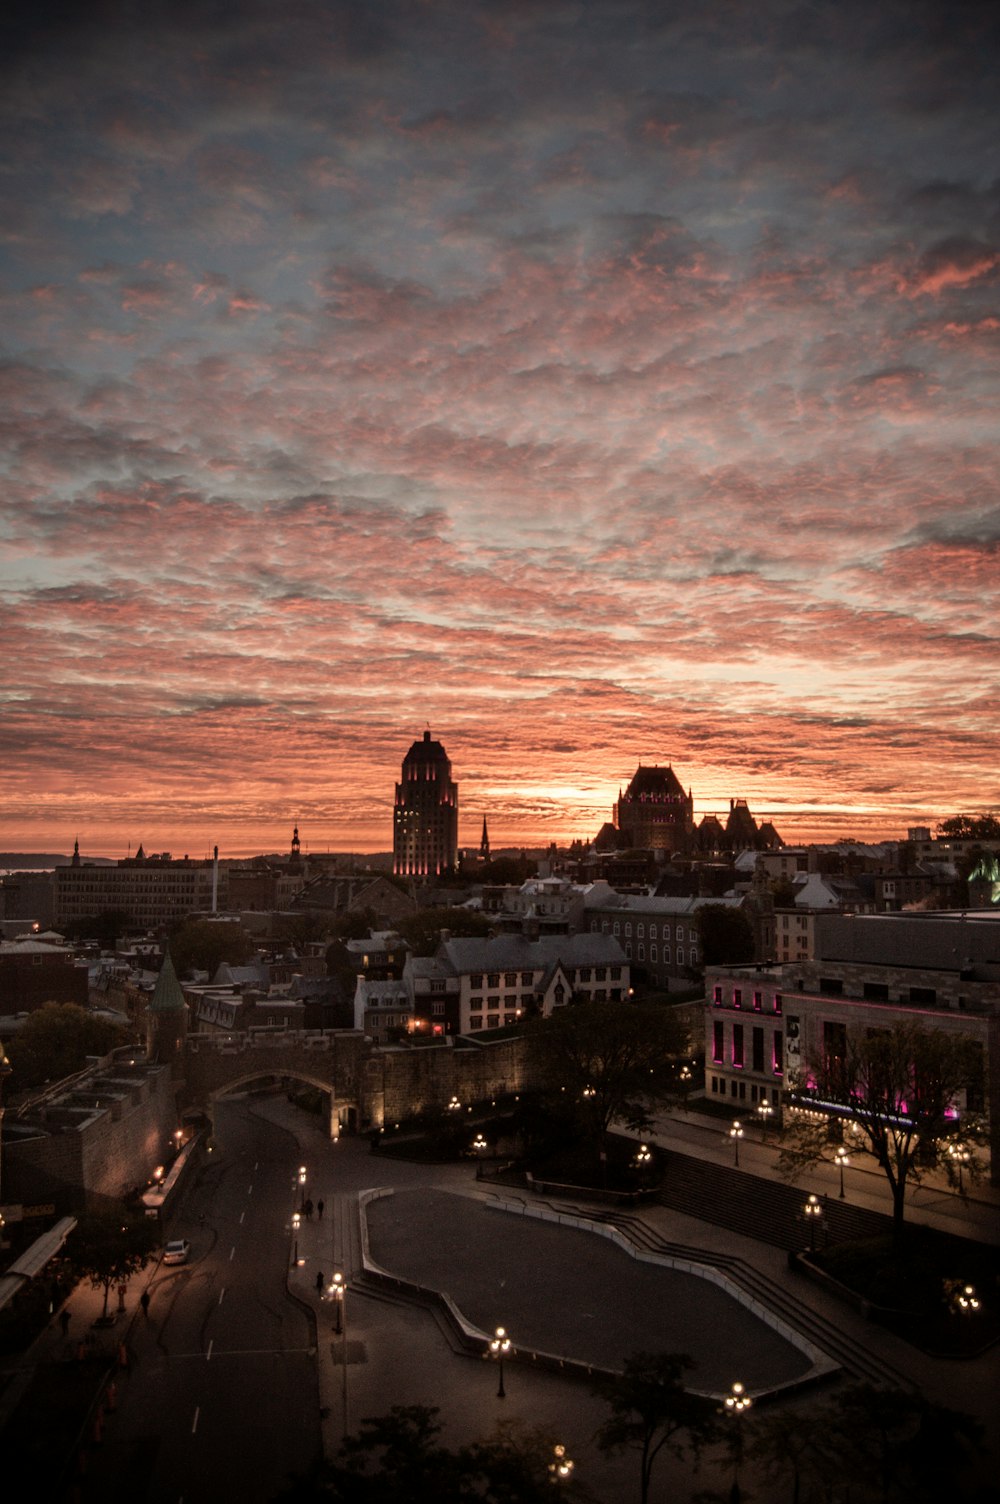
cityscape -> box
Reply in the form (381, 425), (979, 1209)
(2, 1), (999, 1501)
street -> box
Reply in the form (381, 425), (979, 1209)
(84, 1098), (320, 1502)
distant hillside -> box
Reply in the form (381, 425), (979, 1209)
(0, 853), (115, 869)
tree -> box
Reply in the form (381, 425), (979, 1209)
(168, 918), (255, 978)
(695, 905), (755, 966)
(273, 1405), (592, 1501)
(824, 1384), (986, 1504)
(526, 1001), (687, 1158)
(68, 1206), (159, 1321)
(6, 1003), (129, 1093)
(394, 906), (492, 958)
(62, 908), (134, 950)
(593, 1352), (717, 1504)
(779, 1021), (986, 1244)
(936, 812), (1000, 841)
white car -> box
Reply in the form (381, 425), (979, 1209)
(162, 1238), (191, 1265)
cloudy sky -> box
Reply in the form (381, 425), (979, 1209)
(2, 0), (998, 858)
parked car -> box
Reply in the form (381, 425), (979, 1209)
(162, 1238), (191, 1265)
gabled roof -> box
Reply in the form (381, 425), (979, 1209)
(622, 765), (687, 801)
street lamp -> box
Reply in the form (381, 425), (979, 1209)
(325, 1271), (345, 1333)
(834, 1146), (850, 1199)
(803, 1193), (822, 1251)
(949, 1142), (970, 1194)
(633, 1143), (652, 1170)
(472, 1133), (488, 1156)
(298, 1165), (307, 1208)
(679, 1064), (692, 1111)
(730, 1120), (744, 1167)
(723, 1381), (753, 1502)
(489, 1325), (511, 1398)
(757, 1100), (773, 1140)
(548, 1444), (574, 1483)
(447, 1095), (462, 1113)
(956, 1284), (981, 1314)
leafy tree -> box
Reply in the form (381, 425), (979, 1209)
(394, 906), (492, 958)
(695, 905), (755, 965)
(593, 1352), (717, 1504)
(824, 1384), (986, 1504)
(526, 1000), (687, 1157)
(479, 855), (536, 884)
(779, 1021), (986, 1245)
(67, 1206), (159, 1320)
(6, 1003), (129, 1093)
(936, 813), (1000, 841)
(273, 1405), (591, 1501)
(167, 918), (255, 978)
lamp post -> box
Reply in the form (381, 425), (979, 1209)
(730, 1120), (744, 1167)
(834, 1146), (850, 1199)
(679, 1064), (692, 1111)
(325, 1271), (345, 1333)
(447, 1095), (462, 1114)
(949, 1142), (970, 1194)
(757, 1100), (773, 1140)
(489, 1325), (511, 1398)
(291, 1211), (301, 1267)
(472, 1133), (488, 1156)
(548, 1444), (574, 1483)
(298, 1165), (307, 1209)
(803, 1193), (822, 1252)
(723, 1381), (753, 1502)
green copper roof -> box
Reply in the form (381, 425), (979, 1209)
(150, 949), (187, 1014)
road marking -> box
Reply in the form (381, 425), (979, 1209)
(218, 1287), (225, 1306)
(230, 1245), (236, 1261)
(248, 1184), (253, 1196)
(239, 1211), (245, 1225)
(207, 1339), (214, 1362)
(254, 1160), (259, 1170)
(192, 1406), (199, 1434)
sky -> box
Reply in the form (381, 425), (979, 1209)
(1, 0), (998, 860)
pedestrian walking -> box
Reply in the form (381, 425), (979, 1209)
(316, 1199), (324, 1221)
(140, 1291), (150, 1317)
(304, 1198), (313, 1220)
(59, 1308), (71, 1336)
(315, 1270), (324, 1294)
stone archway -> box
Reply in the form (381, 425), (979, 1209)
(208, 1068), (344, 1141)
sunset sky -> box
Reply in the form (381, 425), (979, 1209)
(2, 0), (998, 859)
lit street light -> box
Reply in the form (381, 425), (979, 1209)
(447, 1095), (462, 1113)
(803, 1193), (822, 1252)
(298, 1164), (307, 1209)
(757, 1100), (773, 1140)
(291, 1211), (301, 1267)
(723, 1381), (753, 1502)
(489, 1325), (511, 1398)
(949, 1142), (970, 1194)
(834, 1146), (850, 1199)
(548, 1444), (574, 1483)
(730, 1119), (744, 1167)
(325, 1271), (345, 1333)
(678, 1064), (692, 1111)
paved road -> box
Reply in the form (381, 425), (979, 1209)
(79, 1100), (319, 1503)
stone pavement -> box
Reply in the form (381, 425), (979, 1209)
(279, 1100), (1000, 1501)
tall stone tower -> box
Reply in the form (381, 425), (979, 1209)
(393, 730), (459, 878)
(146, 948), (188, 1073)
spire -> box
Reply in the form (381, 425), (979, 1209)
(150, 948), (187, 1014)
(72, 838), (80, 868)
(480, 817), (490, 861)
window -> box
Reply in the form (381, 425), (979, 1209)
(469, 1016), (483, 1030)
(732, 1024), (744, 1068)
(713, 1021), (723, 1062)
(649, 923), (657, 939)
(676, 924), (683, 940)
(471, 974), (483, 988)
(625, 922), (632, 937)
(663, 946), (671, 964)
(733, 988), (743, 1008)
(772, 1031), (784, 1074)
(650, 945), (658, 962)
(487, 974), (500, 987)
(504, 1013), (517, 1026)
(753, 991), (762, 1011)
(487, 1014), (499, 1028)
(554, 985), (564, 1004)
(677, 947), (684, 965)
(637, 944), (645, 961)
(637, 923), (645, 939)
(432, 1002), (445, 1016)
(689, 928), (697, 944)
(488, 994), (500, 1006)
(470, 996), (483, 1009)
(578, 967), (591, 982)
(610, 966), (621, 979)
(504, 973), (517, 988)
(863, 982), (890, 1002)
(520, 972), (533, 985)
(595, 967), (606, 980)
(773, 993), (782, 1015)
(430, 980), (446, 994)
(625, 943), (632, 959)
(752, 1026), (764, 1073)
(689, 946), (697, 964)
(613, 921), (620, 936)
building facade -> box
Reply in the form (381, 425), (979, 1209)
(703, 912), (999, 1174)
(393, 730), (459, 878)
(55, 849), (224, 930)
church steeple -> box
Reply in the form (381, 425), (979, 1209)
(71, 838), (80, 868)
(480, 817), (490, 862)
